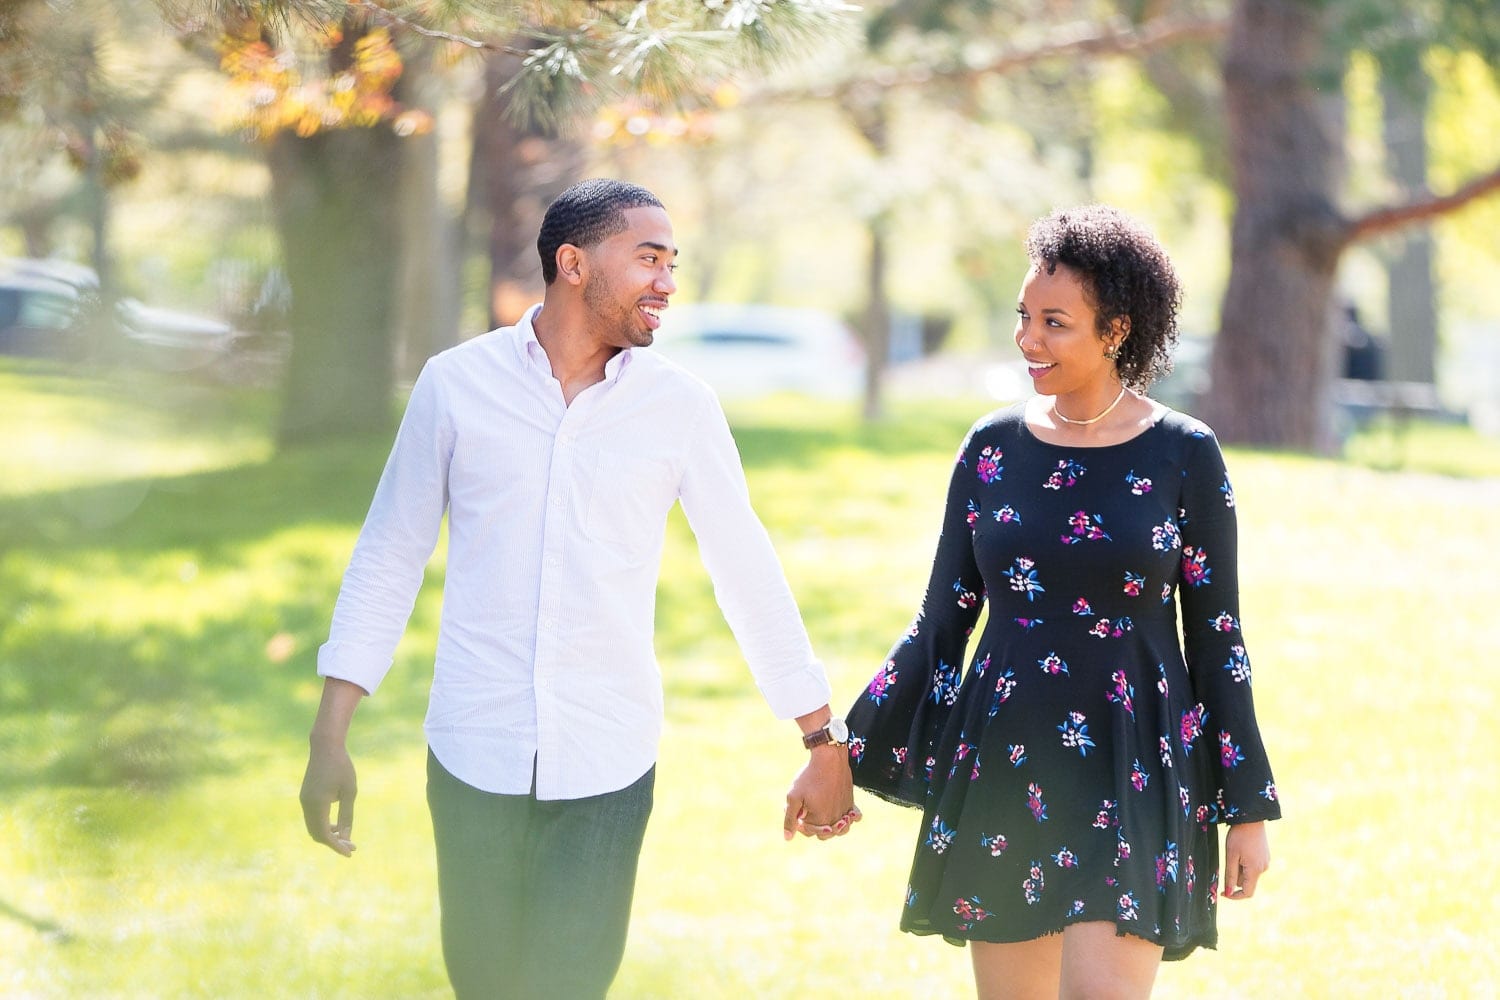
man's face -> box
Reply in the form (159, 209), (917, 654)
(580, 206), (678, 350)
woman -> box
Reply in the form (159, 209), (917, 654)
(846, 205), (1280, 998)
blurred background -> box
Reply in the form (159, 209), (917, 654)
(3, 0), (1498, 446)
(3, 1), (1499, 997)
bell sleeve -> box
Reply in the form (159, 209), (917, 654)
(1176, 426), (1282, 825)
(846, 428), (988, 807)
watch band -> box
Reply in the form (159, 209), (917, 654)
(802, 718), (848, 749)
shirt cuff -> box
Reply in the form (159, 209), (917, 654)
(756, 660), (834, 720)
(316, 639), (393, 696)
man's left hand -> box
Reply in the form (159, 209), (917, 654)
(783, 747), (860, 841)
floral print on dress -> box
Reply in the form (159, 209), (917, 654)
(1037, 652), (1069, 676)
(953, 580), (980, 609)
(1223, 645), (1251, 683)
(1058, 711), (1096, 755)
(1180, 703), (1208, 754)
(1089, 616), (1134, 639)
(1023, 861), (1046, 904)
(1181, 546), (1211, 587)
(1005, 557), (1046, 600)
(1026, 782), (1048, 822)
(1218, 731), (1245, 769)
(976, 446), (1004, 484)
(1151, 519), (1182, 552)
(1062, 510), (1112, 544)
(843, 407), (1278, 959)
(954, 896), (991, 931)
(1108, 670), (1136, 718)
(931, 659), (960, 706)
(866, 660), (899, 704)
(926, 817), (956, 854)
(1131, 757), (1151, 791)
(1044, 459), (1086, 490)
(990, 668), (1018, 716)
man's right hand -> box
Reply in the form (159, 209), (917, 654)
(300, 740), (358, 856)
(300, 677), (367, 857)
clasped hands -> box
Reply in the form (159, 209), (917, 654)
(783, 746), (861, 842)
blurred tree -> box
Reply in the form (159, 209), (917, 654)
(812, 0), (1226, 417)
(174, 0), (853, 445)
(1205, 0), (1500, 449)
(0, 1), (153, 292)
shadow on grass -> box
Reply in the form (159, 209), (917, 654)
(0, 401), (979, 794)
(0, 435), (423, 793)
(0, 897), (75, 944)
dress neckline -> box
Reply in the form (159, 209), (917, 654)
(1016, 403), (1171, 451)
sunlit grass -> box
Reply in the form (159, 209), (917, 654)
(3, 362), (1497, 997)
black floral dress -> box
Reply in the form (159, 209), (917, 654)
(847, 404), (1280, 960)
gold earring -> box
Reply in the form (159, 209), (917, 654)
(1104, 345), (1118, 360)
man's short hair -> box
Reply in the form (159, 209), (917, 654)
(537, 179), (664, 285)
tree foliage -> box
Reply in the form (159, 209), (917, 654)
(155, 0), (858, 445)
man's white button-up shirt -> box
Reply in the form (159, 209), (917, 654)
(317, 306), (831, 799)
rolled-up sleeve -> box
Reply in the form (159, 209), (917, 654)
(678, 396), (831, 719)
(317, 361), (453, 695)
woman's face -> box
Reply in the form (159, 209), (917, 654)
(1013, 263), (1122, 397)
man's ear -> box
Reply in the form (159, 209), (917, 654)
(556, 244), (585, 286)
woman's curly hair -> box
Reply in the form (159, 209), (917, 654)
(1024, 205), (1182, 391)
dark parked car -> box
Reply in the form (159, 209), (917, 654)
(0, 260), (98, 359)
(0, 258), (271, 379)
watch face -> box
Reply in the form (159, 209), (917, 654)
(828, 718), (849, 743)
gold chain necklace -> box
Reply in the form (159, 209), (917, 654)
(1054, 386), (1127, 426)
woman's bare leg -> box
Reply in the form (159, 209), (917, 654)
(1058, 921), (1162, 1000)
(970, 934), (1063, 1000)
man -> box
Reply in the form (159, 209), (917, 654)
(299, 179), (857, 999)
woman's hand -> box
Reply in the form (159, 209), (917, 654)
(1222, 821), (1270, 899)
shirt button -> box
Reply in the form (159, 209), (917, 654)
(552, 495), (565, 508)
(542, 617), (555, 630)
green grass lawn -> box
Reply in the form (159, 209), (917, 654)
(3, 359), (1498, 998)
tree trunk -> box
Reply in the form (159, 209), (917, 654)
(848, 90), (892, 421)
(862, 217), (892, 420)
(394, 48), (460, 381)
(469, 49), (585, 329)
(1380, 67), (1437, 385)
(267, 126), (403, 445)
(1205, 0), (1346, 450)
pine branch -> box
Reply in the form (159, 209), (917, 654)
(1342, 162), (1500, 245)
(754, 11), (1229, 103)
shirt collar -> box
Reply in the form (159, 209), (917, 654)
(516, 303), (635, 384)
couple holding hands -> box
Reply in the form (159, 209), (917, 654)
(300, 179), (1278, 999)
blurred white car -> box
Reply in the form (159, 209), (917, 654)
(648, 303), (866, 400)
